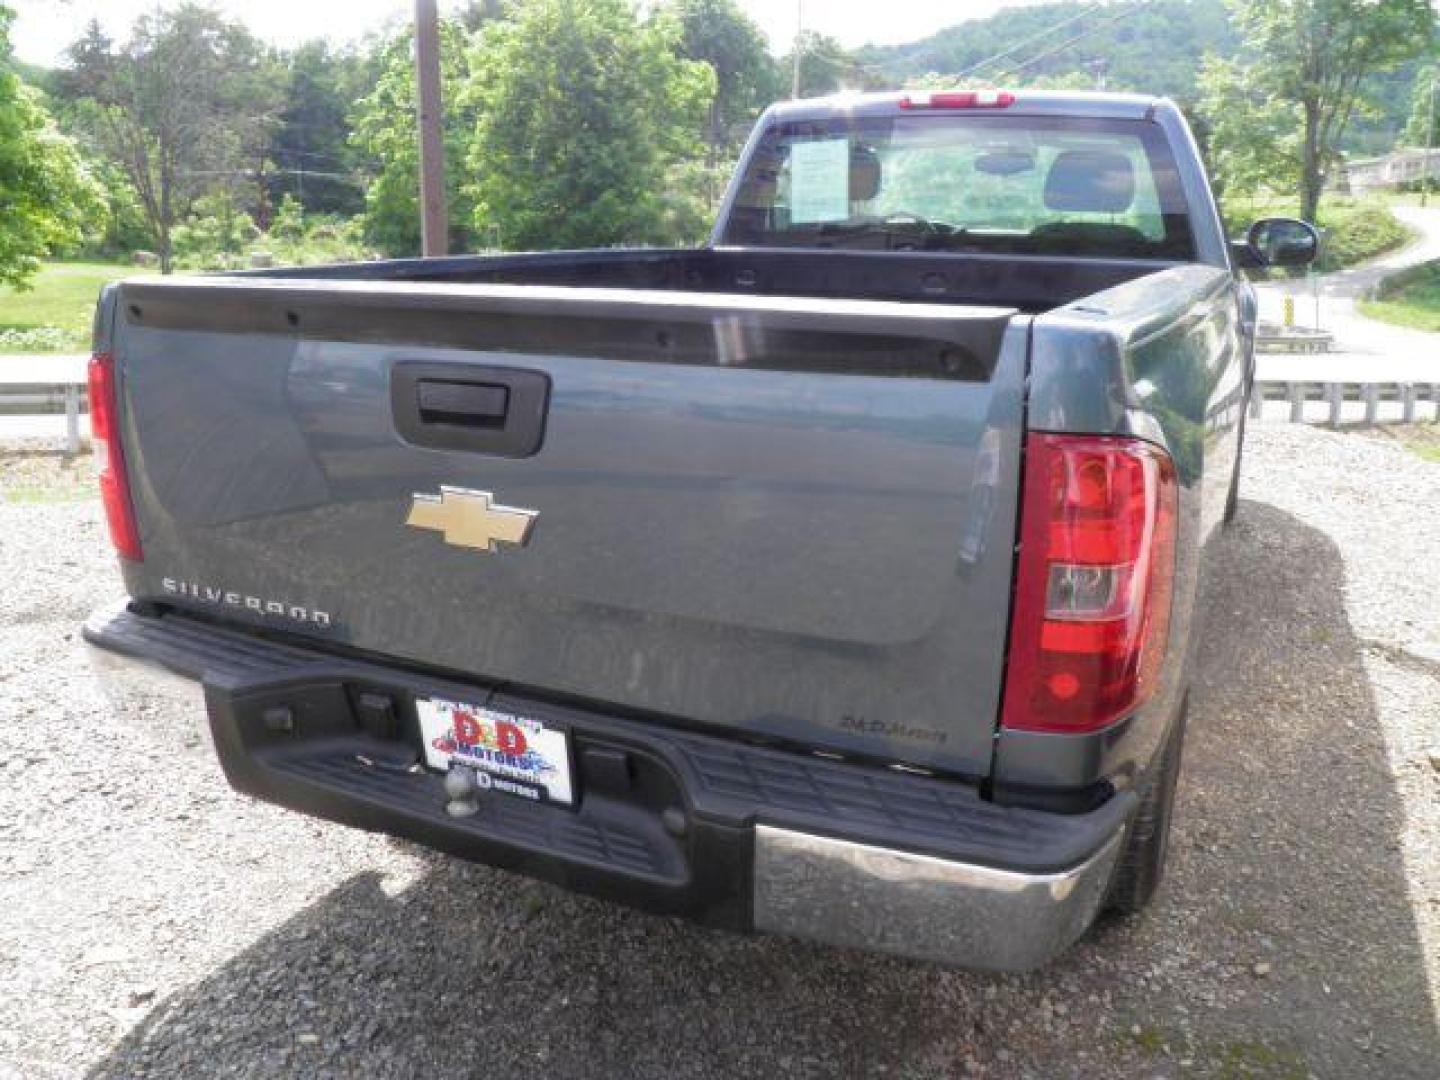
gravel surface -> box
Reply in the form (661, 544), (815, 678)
(1, 423), (1437, 1079)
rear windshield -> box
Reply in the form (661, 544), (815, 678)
(720, 114), (1195, 260)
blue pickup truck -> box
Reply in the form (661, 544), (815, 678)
(84, 89), (1317, 970)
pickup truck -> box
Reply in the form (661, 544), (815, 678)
(83, 89), (1318, 971)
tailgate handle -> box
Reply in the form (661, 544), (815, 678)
(417, 379), (510, 428)
(392, 362), (549, 458)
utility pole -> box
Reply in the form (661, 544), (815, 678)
(415, 0), (448, 256)
(791, 0), (802, 99)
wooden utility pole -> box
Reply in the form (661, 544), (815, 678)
(791, 0), (802, 99)
(415, 0), (448, 256)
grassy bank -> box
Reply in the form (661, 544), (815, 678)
(0, 262), (143, 354)
(1222, 195), (1413, 272)
(1357, 260), (1440, 332)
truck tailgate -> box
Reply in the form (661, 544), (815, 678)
(106, 278), (1027, 777)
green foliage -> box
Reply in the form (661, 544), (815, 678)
(60, 4), (282, 272)
(172, 192), (261, 267)
(461, 0), (716, 251)
(1311, 200), (1412, 270)
(1201, 0), (1434, 221)
(268, 40), (367, 217)
(1401, 63), (1439, 147)
(1221, 194), (1410, 270)
(350, 21), (479, 257)
(1197, 54), (1301, 198)
(667, 0), (777, 155)
(0, 6), (102, 288)
(1358, 259), (1440, 330)
(171, 191), (368, 270)
(782, 31), (884, 98)
(861, 0), (1237, 104)
(0, 260), (138, 353)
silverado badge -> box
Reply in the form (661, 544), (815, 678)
(407, 487), (538, 553)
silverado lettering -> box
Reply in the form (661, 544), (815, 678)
(85, 89), (1316, 971)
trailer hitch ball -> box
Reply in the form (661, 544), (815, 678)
(444, 766), (482, 818)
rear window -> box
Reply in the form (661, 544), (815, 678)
(720, 114), (1195, 260)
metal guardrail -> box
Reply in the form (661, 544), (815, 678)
(0, 355), (89, 455)
(1252, 379), (1440, 426)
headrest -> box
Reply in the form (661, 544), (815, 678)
(850, 145), (881, 202)
(1043, 150), (1135, 213)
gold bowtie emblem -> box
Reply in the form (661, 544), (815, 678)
(406, 487), (538, 553)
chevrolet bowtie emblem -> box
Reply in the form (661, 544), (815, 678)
(406, 487), (538, 553)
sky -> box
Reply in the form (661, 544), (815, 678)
(9, 1), (1037, 67)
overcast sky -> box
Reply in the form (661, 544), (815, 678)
(10, 1), (1038, 67)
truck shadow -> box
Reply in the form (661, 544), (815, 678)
(87, 502), (1437, 1078)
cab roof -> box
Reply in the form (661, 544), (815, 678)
(763, 89), (1171, 125)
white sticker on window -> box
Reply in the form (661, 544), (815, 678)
(789, 138), (850, 224)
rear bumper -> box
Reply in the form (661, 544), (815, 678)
(84, 603), (1132, 972)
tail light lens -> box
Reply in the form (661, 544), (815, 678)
(1000, 433), (1176, 734)
(899, 90), (1015, 110)
(88, 352), (143, 562)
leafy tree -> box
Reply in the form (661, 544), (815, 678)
(62, 4), (279, 272)
(0, 4), (99, 287)
(461, 0), (715, 250)
(349, 20), (478, 257)
(782, 31), (883, 98)
(1201, 0), (1434, 222)
(268, 41), (366, 217)
(666, 0), (778, 156)
(1402, 62), (1439, 147)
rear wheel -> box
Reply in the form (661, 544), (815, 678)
(1104, 701), (1187, 914)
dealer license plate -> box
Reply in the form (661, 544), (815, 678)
(416, 696), (574, 806)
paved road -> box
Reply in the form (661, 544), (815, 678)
(1255, 205), (1440, 384)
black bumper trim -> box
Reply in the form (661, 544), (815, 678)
(85, 603), (1134, 921)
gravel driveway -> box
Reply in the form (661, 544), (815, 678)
(1, 423), (1437, 1079)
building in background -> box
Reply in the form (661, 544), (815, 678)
(1341, 148), (1440, 194)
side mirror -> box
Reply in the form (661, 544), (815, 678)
(1232, 217), (1321, 269)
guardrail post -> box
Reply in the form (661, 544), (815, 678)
(1288, 381), (1305, 423)
(1325, 382), (1342, 428)
(1363, 383), (1379, 426)
(1402, 383), (1417, 422)
(64, 384), (80, 456)
(1249, 386), (1263, 419)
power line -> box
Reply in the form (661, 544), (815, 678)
(955, 3), (1107, 81)
(991, 0), (1156, 82)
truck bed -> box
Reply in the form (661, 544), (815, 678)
(250, 246), (1178, 313)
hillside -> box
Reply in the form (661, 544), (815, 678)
(858, 0), (1235, 103)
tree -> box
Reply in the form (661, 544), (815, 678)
(1201, 0), (1435, 222)
(63, 4), (278, 272)
(269, 41), (366, 217)
(461, 0), (715, 251)
(0, 4), (99, 288)
(1402, 62), (1439, 148)
(349, 21), (478, 256)
(782, 31), (881, 98)
(666, 0), (778, 159)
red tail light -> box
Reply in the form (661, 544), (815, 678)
(1000, 433), (1176, 734)
(88, 352), (143, 562)
(899, 90), (1015, 110)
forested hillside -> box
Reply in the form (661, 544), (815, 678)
(859, 0), (1236, 102)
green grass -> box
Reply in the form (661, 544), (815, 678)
(1357, 260), (1440, 332)
(0, 262), (147, 354)
(1221, 195), (1413, 273)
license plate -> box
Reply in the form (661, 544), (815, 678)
(416, 696), (574, 806)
